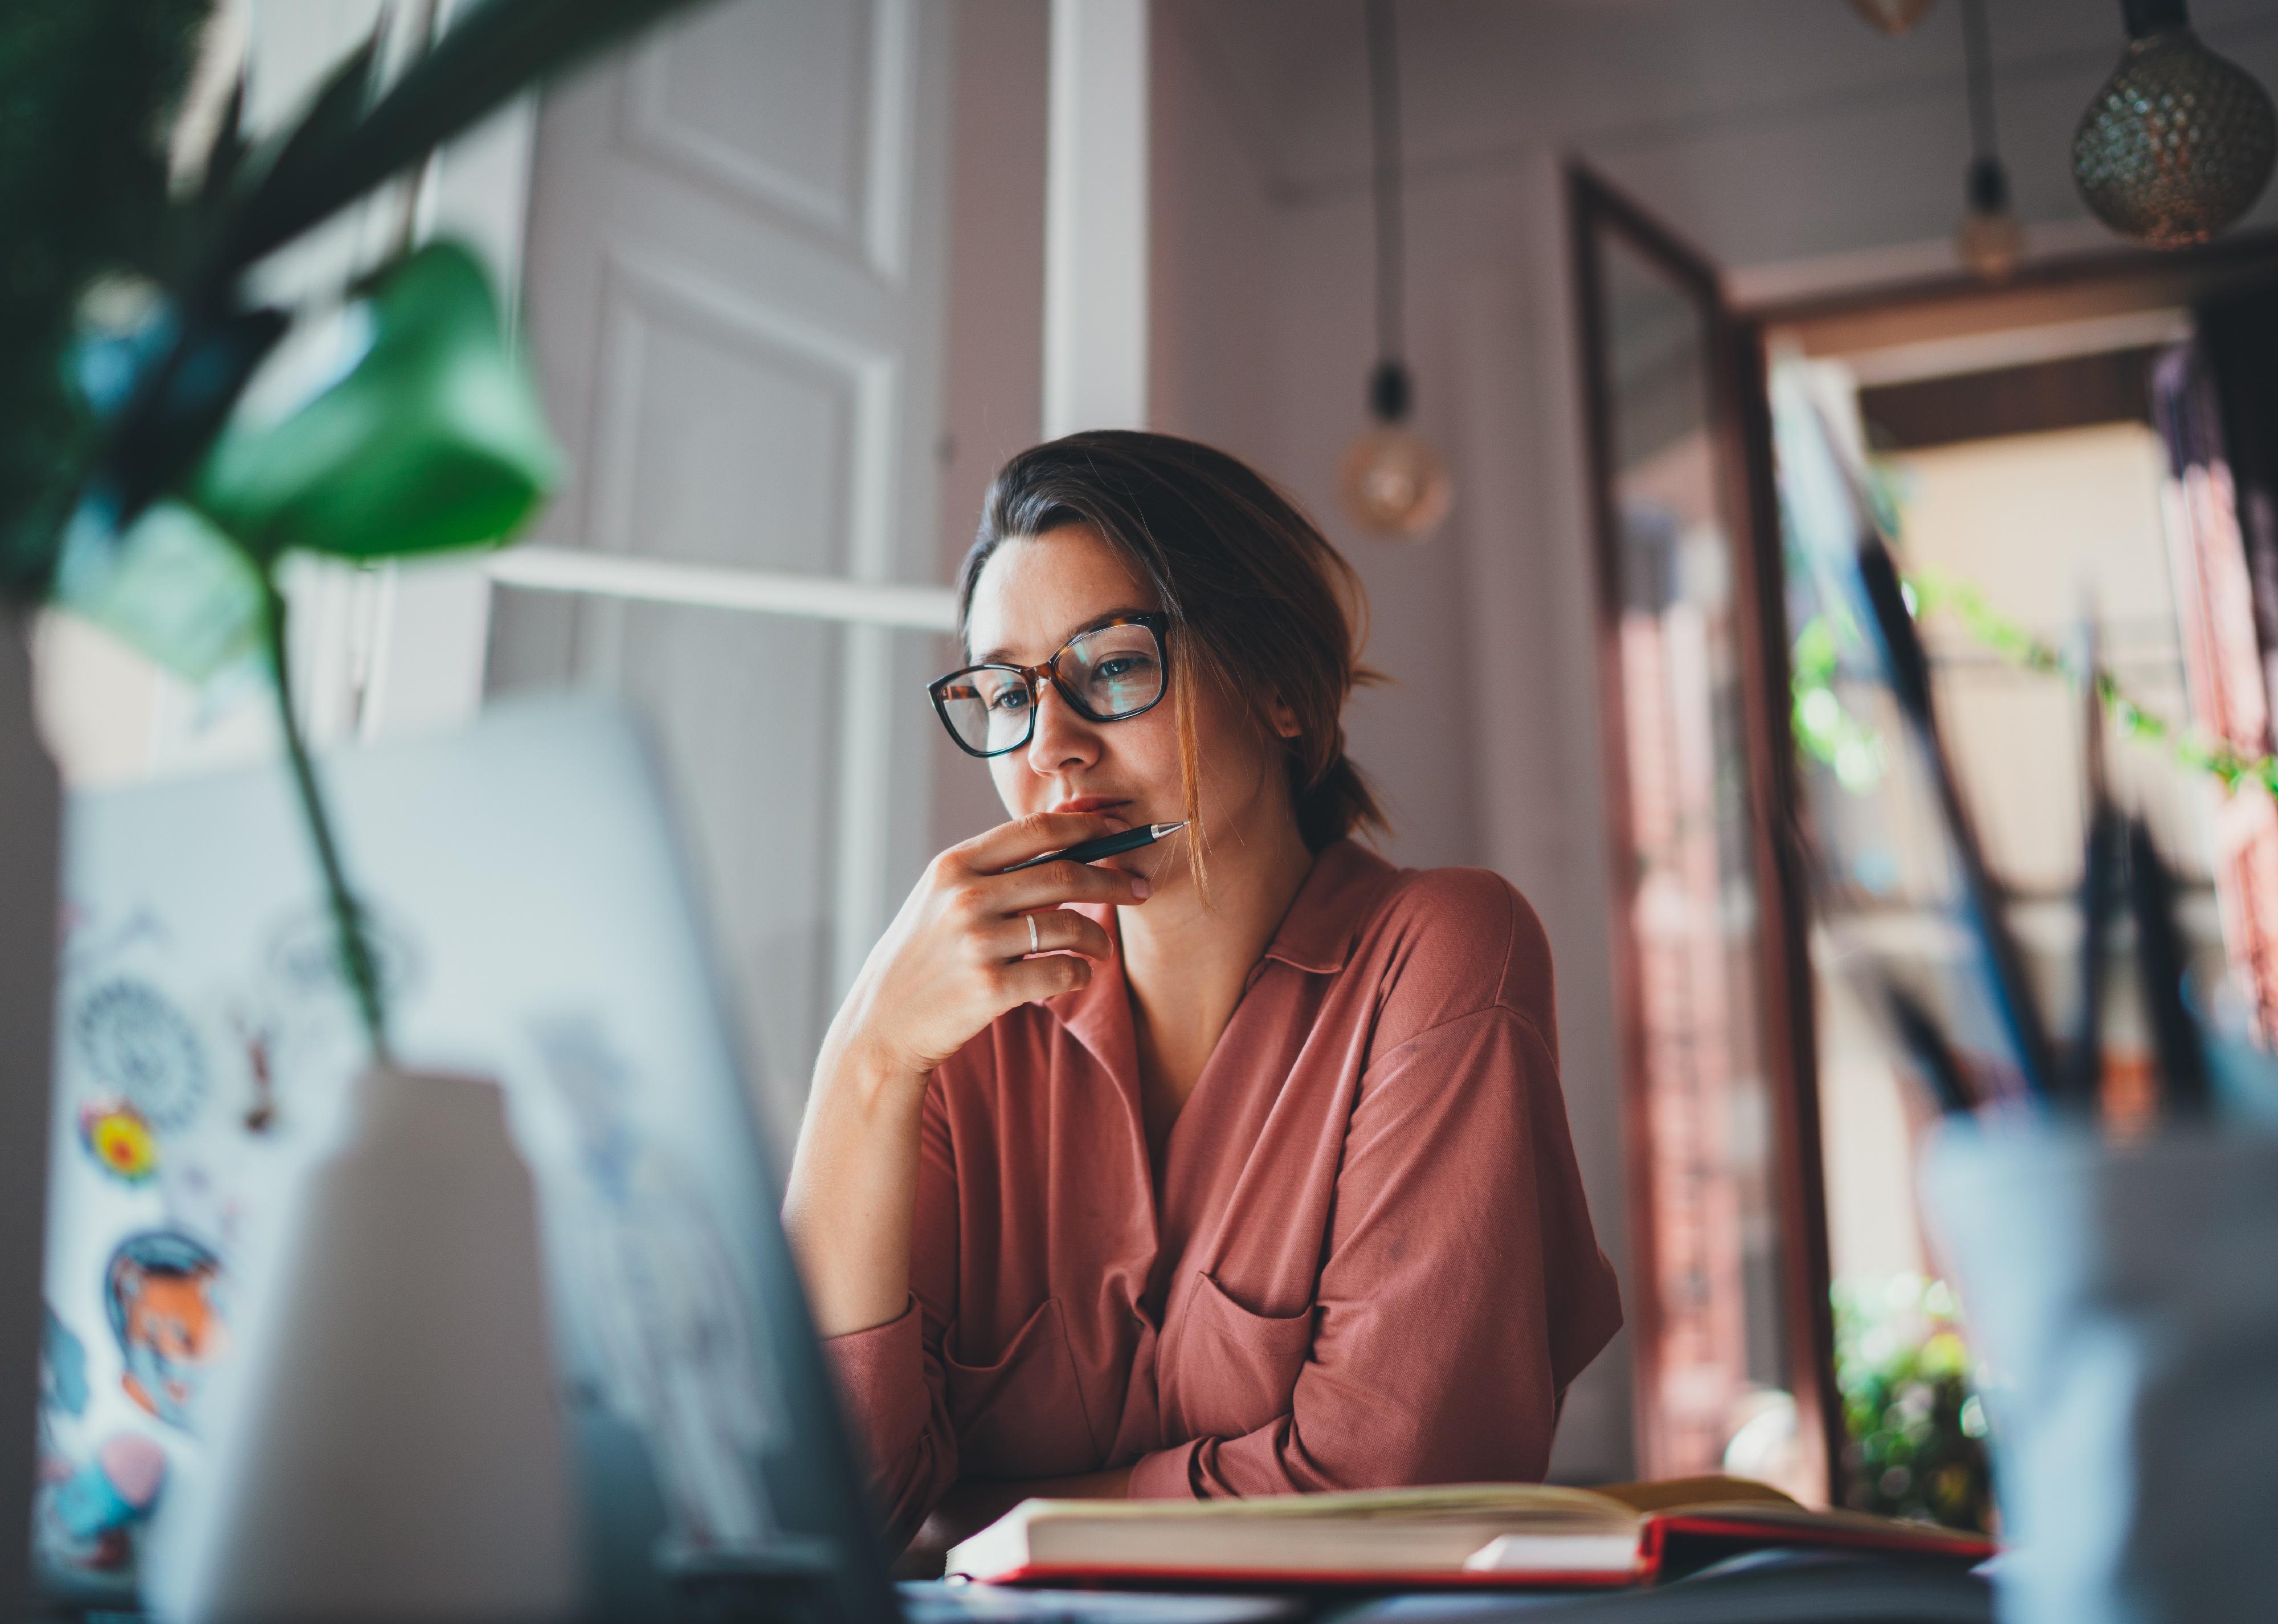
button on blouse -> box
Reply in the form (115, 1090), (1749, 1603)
(819, 839), (1622, 1553)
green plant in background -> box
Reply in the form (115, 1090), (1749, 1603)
(1831, 1274), (1995, 1533)
(1790, 553), (2278, 805)
(1791, 609), (1888, 791)
(0, 0), (715, 1062)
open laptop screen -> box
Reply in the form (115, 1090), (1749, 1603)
(32, 696), (894, 1624)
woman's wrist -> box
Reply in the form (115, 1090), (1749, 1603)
(816, 1019), (927, 1117)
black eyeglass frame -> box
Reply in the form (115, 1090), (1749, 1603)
(926, 612), (1173, 758)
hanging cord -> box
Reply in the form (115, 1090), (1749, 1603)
(1959, 0), (2012, 215)
(1363, 0), (1411, 421)
(1961, 0), (1998, 166)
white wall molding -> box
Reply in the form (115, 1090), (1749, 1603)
(484, 546), (957, 631)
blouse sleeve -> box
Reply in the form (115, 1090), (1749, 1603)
(1125, 1003), (1621, 1499)
(815, 1078), (963, 1549)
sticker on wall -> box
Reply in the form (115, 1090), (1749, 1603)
(232, 1010), (279, 1133)
(104, 1230), (229, 1433)
(73, 978), (209, 1132)
(35, 1432), (168, 1574)
(42, 1304), (89, 1421)
(78, 1099), (161, 1184)
(264, 902), (423, 1011)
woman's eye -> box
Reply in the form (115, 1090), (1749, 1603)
(987, 683), (1031, 713)
(1094, 655), (1153, 682)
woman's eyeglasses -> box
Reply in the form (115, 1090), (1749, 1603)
(928, 613), (1170, 758)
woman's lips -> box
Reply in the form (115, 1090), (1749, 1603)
(1051, 796), (1133, 830)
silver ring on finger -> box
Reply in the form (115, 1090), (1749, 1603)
(1027, 913), (1040, 955)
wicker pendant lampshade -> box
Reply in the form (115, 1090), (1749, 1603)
(2073, 0), (2276, 248)
(1850, 0), (1938, 39)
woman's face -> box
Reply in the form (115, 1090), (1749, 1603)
(963, 524), (1295, 891)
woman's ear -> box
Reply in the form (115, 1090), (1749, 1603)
(1266, 695), (1303, 740)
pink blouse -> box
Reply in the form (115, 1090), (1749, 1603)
(821, 839), (1622, 1551)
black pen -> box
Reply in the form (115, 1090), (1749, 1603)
(1002, 822), (1187, 872)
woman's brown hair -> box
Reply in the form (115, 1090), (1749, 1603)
(958, 431), (1386, 866)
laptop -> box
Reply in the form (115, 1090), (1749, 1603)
(32, 696), (1289, 1624)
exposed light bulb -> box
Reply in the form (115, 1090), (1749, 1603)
(2073, 0), (2276, 249)
(1957, 156), (2024, 281)
(1850, 0), (1938, 39)
(1340, 363), (1452, 542)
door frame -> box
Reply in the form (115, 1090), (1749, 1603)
(1567, 163), (1839, 1495)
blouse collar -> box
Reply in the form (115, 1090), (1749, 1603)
(1049, 837), (1402, 1073)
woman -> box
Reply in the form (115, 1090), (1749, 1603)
(784, 431), (1620, 1555)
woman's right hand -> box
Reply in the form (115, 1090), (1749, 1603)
(825, 811), (1150, 1080)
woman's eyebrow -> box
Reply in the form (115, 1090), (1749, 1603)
(973, 607), (1154, 666)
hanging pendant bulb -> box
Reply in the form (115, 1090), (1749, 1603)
(1850, 0), (1938, 39)
(1341, 361), (1452, 540)
(1341, 0), (1451, 543)
(2073, 0), (2276, 249)
(1957, 158), (2025, 281)
(1954, 0), (2022, 283)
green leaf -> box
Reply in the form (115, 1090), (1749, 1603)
(189, 238), (560, 561)
(0, 0), (211, 599)
(195, 75), (251, 207)
(244, 26), (379, 217)
(50, 497), (263, 681)
(215, 0), (714, 279)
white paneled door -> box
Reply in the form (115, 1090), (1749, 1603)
(490, 0), (956, 1156)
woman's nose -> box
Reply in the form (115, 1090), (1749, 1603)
(1026, 678), (1099, 775)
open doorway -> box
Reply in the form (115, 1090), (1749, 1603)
(1574, 160), (2278, 1517)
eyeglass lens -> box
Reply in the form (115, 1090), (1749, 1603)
(937, 622), (1163, 755)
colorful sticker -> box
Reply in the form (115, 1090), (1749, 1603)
(104, 1231), (228, 1433)
(265, 903), (421, 1007)
(74, 978), (208, 1131)
(42, 1305), (89, 1419)
(78, 1099), (160, 1184)
(35, 1433), (168, 1574)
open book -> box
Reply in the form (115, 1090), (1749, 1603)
(945, 1477), (1994, 1589)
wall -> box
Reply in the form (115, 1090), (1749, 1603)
(1147, 0), (2278, 1484)
(930, 0), (1051, 847)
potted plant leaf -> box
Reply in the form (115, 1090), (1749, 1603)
(1, 1), (718, 1614)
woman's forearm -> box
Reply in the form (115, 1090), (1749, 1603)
(783, 1029), (928, 1339)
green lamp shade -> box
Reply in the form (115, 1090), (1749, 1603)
(193, 239), (561, 562)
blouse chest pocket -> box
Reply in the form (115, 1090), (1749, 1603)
(942, 1297), (1102, 1480)
(1166, 1272), (1316, 1443)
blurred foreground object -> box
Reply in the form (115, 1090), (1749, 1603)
(0, 629), (62, 1622)
(1340, 0), (1451, 541)
(0, 0), (711, 1064)
(2073, 0), (2276, 248)
(146, 1069), (573, 1624)
(1928, 1127), (2278, 1624)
